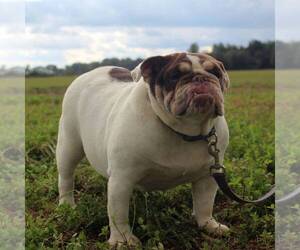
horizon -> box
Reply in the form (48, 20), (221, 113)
(0, 40), (278, 73)
(1, 39), (278, 69)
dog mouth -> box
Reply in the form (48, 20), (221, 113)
(169, 84), (217, 116)
(188, 92), (215, 115)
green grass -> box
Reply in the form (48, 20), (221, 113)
(26, 70), (275, 249)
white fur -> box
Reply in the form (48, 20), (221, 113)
(57, 66), (230, 246)
(187, 54), (204, 73)
(131, 62), (142, 82)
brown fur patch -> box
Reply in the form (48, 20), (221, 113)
(109, 67), (133, 82)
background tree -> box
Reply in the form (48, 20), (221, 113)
(188, 43), (199, 53)
(211, 40), (275, 70)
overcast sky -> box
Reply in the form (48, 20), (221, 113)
(0, 0), (297, 67)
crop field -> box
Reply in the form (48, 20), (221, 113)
(26, 70), (275, 249)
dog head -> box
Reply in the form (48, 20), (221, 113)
(139, 52), (229, 120)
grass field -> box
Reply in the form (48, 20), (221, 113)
(25, 70), (275, 249)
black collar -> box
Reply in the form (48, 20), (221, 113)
(173, 126), (216, 142)
(155, 114), (216, 142)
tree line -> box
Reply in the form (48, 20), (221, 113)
(26, 40), (300, 76)
(211, 40), (275, 70)
(25, 58), (144, 76)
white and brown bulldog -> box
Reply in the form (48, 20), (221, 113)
(56, 52), (230, 246)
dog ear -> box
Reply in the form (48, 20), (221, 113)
(140, 56), (170, 83)
(131, 63), (142, 82)
(217, 61), (230, 91)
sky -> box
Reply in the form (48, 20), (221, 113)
(0, 0), (297, 67)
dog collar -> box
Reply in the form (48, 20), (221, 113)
(173, 126), (216, 142)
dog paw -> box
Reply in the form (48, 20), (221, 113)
(199, 218), (229, 236)
(58, 196), (76, 208)
(108, 234), (141, 249)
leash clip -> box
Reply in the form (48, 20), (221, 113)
(210, 163), (226, 175)
(207, 130), (220, 165)
(207, 129), (226, 174)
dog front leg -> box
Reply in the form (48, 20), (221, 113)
(107, 175), (140, 247)
(192, 177), (229, 235)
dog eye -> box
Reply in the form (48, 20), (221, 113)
(169, 70), (182, 81)
(207, 67), (221, 78)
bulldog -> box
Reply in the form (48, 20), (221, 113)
(56, 52), (230, 246)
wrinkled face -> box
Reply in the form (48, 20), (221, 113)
(141, 52), (229, 118)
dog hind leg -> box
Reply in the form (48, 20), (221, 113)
(56, 118), (84, 207)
